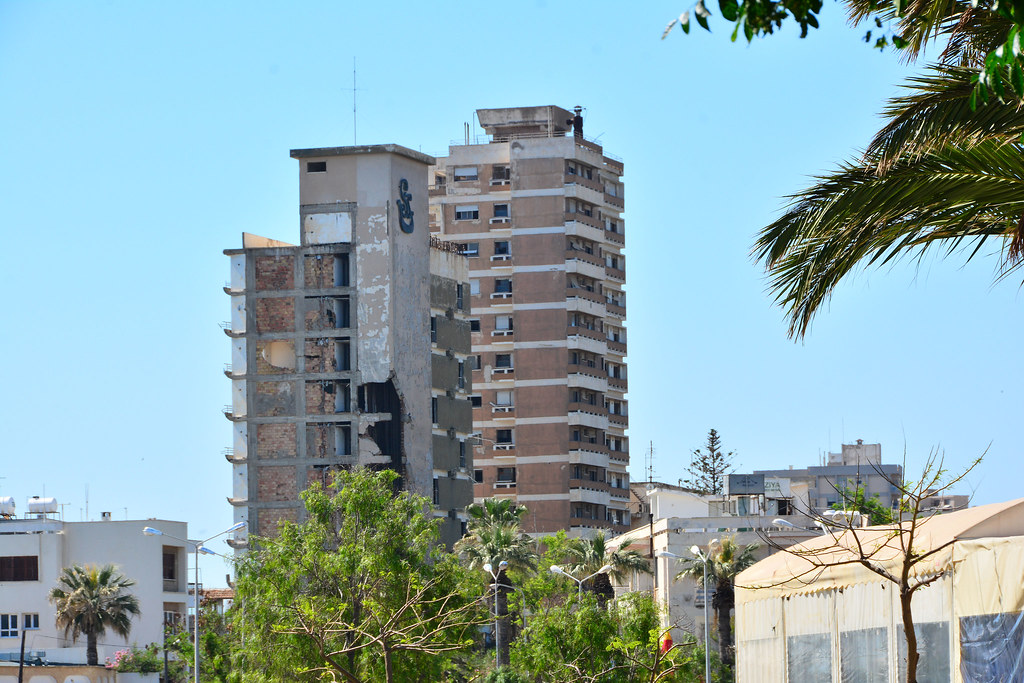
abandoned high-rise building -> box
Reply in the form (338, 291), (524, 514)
(429, 106), (630, 535)
(224, 144), (475, 548)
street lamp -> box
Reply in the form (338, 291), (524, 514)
(143, 521), (246, 683)
(690, 541), (718, 683)
(549, 563), (613, 601)
(483, 560), (509, 668)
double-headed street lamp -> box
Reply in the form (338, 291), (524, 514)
(143, 521), (247, 683)
(659, 539), (718, 683)
(549, 563), (613, 601)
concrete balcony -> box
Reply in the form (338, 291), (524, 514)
(609, 485), (631, 500)
(605, 265), (626, 282)
(606, 301), (626, 319)
(607, 339), (627, 355)
(568, 447), (610, 468)
(569, 486), (610, 506)
(603, 191), (624, 209)
(566, 294), (605, 318)
(605, 226), (625, 246)
(564, 172), (604, 194)
(564, 179), (605, 206)
(565, 252), (605, 280)
(567, 369), (607, 393)
(428, 185), (447, 197)
(607, 376), (628, 392)
(569, 477), (611, 494)
(603, 156), (624, 175)
(565, 219), (605, 243)
(571, 517), (613, 530)
(608, 412), (629, 429)
(564, 211), (603, 231)
(566, 327), (607, 355)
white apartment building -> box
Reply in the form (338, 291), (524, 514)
(0, 499), (187, 665)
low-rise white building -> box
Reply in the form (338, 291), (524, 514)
(0, 498), (188, 665)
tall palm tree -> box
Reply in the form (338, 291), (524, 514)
(753, 1), (1024, 339)
(566, 532), (651, 604)
(454, 500), (538, 667)
(673, 536), (759, 668)
(48, 564), (141, 666)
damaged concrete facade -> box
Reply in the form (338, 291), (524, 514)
(429, 106), (630, 535)
(224, 144), (473, 549)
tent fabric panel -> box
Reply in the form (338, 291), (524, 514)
(952, 535), (1024, 618)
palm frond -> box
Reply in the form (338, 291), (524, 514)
(755, 139), (1024, 338)
(868, 66), (1024, 173)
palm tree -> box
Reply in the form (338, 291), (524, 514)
(49, 564), (141, 666)
(753, 1), (1024, 339)
(566, 532), (651, 604)
(672, 536), (759, 668)
(454, 500), (538, 667)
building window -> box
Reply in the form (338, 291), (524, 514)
(491, 165), (511, 183)
(495, 315), (513, 331)
(496, 429), (513, 445)
(496, 467), (517, 484)
(334, 254), (350, 286)
(493, 204), (510, 218)
(163, 549), (177, 582)
(463, 242), (480, 257)
(431, 397), (438, 425)
(22, 614), (39, 631)
(430, 317), (437, 343)
(453, 167), (478, 182)
(494, 240), (510, 255)
(456, 284), (464, 310)
(0, 615), (17, 638)
(306, 161), (327, 173)
(455, 205), (480, 221)
(494, 279), (512, 294)
(0, 556), (38, 582)
(432, 478), (440, 505)
(470, 279), (480, 295)
(474, 469), (484, 483)
(471, 395), (482, 408)
(458, 361), (465, 389)
(494, 390), (513, 407)
(495, 353), (512, 368)
(459, 441), (467, 468)
(470, 319), (480, 332)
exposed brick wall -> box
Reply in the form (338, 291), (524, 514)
(254, 255), (294, 290)
(257, 507), (299, 537)
(305, 380), (328, 414)
(304, 338), (338, 373)
(304, 254), (335, 288)
(254, 298), (294, 333)
(257, 466), (297, 502)
(306, 465), (340, 490)
(256, 423), (296, 459)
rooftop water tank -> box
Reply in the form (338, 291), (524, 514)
(27, 496), (58, 514)
(0, 497), (14, 516)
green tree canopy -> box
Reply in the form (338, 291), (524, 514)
(682, 429), (736, 495)
(232, 467), (485, 683)
(48, 564), (141, 666)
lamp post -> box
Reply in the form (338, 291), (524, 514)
(143, 521), (246, 683)
(483, 560), (509, 668)
(690, 542), (717, 683)
(549, 563), (613, 601)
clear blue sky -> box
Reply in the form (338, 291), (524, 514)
(2, 1), (1019, 587)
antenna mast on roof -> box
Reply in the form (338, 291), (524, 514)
(646, 441), (655, 483)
